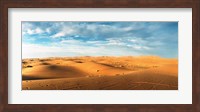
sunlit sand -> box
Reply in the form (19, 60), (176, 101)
(22, 56), (178, 90)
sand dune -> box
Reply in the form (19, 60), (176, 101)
(22, 56), (178, 90)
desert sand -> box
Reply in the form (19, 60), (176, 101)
(22, 56), (178, 90)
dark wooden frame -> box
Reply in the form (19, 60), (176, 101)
(0, 0), (199, 112)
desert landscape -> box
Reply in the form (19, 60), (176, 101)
(22, 56), (178, 90)
(22, 22), (178, 90)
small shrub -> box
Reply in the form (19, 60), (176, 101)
(26, 65), (33, 68)
(22, 61), (27, 64)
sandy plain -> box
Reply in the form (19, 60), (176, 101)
(22, 56), (178, 90)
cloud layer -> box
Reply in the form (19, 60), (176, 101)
(22, 22), (178, 58)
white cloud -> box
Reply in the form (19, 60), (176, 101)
(130, 46), (149, 50)
(51, 27), (75, 38)
(46, 28), (51, 33)
(51, 32), (65, 38)
(35, 28), (43, 33)
(22, 22), (33, 31)
(27, 29), (35, 35)
(63, 27), (75, 35)
(22, 40), (143, 59)
(24, 27), (44, 35)
(106, 39), (125, 46)
(48, 23), (138, 39)
(122, 26), (133, 31)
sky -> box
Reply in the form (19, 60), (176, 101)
(22, 22), (178, 59)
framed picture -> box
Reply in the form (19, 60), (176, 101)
(0, 0), (199, 111)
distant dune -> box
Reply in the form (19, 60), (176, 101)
(22, 56), (178, 90)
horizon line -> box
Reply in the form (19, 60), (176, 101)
(22, 55), (178, 60)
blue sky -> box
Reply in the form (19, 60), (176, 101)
(22, 22), (178, 58)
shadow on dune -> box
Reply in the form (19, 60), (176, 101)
(22, 65), (88, 80)
(22, 76), (52, 80)
(40, 62), (50, 65)
(96, 63), (115, 67)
